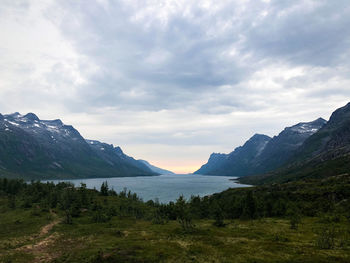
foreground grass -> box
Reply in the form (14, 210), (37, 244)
(1, 206), (349, 263)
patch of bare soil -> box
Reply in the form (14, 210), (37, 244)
(17, 213), (62, 262)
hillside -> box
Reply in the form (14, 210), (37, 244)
(195, 118), (325, 177)
(0, 113), (156, 180)
(239, 103), (350, 185)
(1, 175), (349, 262)
(195, 134), (271, 176)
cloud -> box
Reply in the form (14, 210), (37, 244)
(0, 0), (350, 173)
(244, 0), (350, 67)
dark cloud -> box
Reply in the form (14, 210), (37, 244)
(45, 0), (350, 115)
(244, 0), (350, 67)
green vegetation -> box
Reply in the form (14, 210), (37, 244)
(1, 176), (350, 262)
(239, 155), (350, 185)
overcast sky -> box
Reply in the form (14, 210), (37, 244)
(1, 0), (350, 173)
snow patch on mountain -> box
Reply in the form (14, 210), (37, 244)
(289, 118), (327, 134)
(256, 140), (269, 157)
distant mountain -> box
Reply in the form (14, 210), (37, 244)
(194, 153), (228, 175)
(138, 160), (175, 175)
(195, 134), (271, 176)
(0, 113), (157, 180)
(194, 118), (326, 177)
(86, 140), (154, 174)
(240, 102), (350, 184)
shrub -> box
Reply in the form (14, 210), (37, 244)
(64, 209), (73, 224)
(92, 209), (111, 223)
(315, 225), (337, 249)
(212, 202), (225, 227)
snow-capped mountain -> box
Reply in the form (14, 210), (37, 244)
(2, 112), (84, 143)
(295, 104), (350, 161)
(280, 118), (326, 138)
(251, 118), (327, 173)
(240, 102), (350, 184)
(0, 112), (157, 180)
(194, 118), (327, 177)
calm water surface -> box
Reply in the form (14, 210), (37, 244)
(48, 174), (250, 203)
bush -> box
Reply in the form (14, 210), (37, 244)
(92, 209), (111, 223)
(21, 198), (32, 208)
(64, 209), (73, 224)
(30, 206), (41, 217)
(212, 202), (225, 227)
(152, 208), (167, 225)
(287, 207), (301, 230)
(7, 195), (16, 209)
(315, 225), (337, 249)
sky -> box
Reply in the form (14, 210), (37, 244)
(0, 0), (350, 173)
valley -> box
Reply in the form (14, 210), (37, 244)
(1, 104), (350, 263)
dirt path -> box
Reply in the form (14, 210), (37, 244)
(17, 214), (62, 262)
(39, 219), (60, 237)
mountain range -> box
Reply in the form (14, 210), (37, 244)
(0, 113), (173, 180)
(242, 102), (350, 184)
(1, 102), (349, 183)
(195, 102), (350, 184)
(194, 118), (326, 177)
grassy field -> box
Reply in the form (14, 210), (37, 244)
(1, 204), (350, 263)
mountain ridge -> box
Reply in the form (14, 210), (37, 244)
(239, 102), (350, 184)
(0, 112), (157, 180)
(194, 118), (327, 177)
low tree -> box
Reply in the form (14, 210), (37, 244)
(242, 191), (257, 219)
(287, 206), (301, 230)
(100, 181), (109, 196)
(212, 201), (225, 227)
(175, 195), (194, 232)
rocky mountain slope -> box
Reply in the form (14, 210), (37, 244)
(194, 118), (326, 177)
(252, 118), (327, 174)
(195, 134), (271, 176)
(296, 103), (350, 161)
(240, 102), (350, 184)
(0, 113), (157, 180)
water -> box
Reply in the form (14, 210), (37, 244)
(47, 174), (250, 203)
